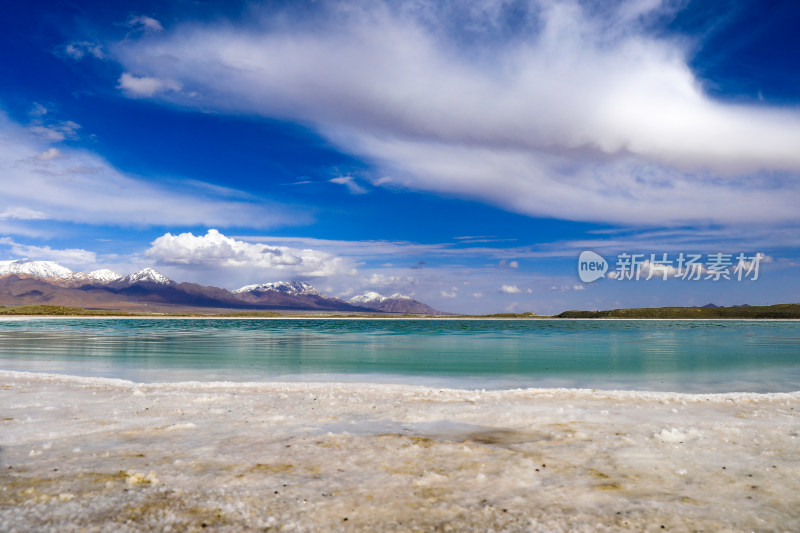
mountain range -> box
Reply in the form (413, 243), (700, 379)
(0, 259), (443, 314)
(347, 291), (440, 314)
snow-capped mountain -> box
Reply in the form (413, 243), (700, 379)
(233, 281), (325, 297)
(349, 291), (412, 305)
(0, 260), (168, 287)
(0, 259), (442, 314)
(231, 280), (368, 311)
(77, 269), (122, 283)
(117, 267), (173, 286)
(0, 259), (122, 285)
(0, 259), (74, 279)
(348, 291), (442, 314)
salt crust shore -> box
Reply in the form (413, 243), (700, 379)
(2, 371), (799, 532)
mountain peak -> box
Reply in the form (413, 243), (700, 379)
(348, 290), (442, 314)
(123, 267), (173, 285)
(233, 281), (324, 297)
(387, 292), (412, 301)
(83, 269), (122, 282)
(0, 259), (74, 279)
(348, 291), (386, 304)
(348, 291), (413, 304)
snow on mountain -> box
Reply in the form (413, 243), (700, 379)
(233, 281), (325, 297)
(84, 269), (122, 282)
(0, 259), (74, 279)
(120, 267), (173, 285)
(348, 291), (385, 304)
(0, 259), (125, 284)
(348, 291), (412, 305)
(348, 291), (441, 314)
(69, 269), (122, 283)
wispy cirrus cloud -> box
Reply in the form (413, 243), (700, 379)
(109, 0), (800, 226)
(127, 15), (163, 33)
(0, 112), (302, 231)
(0, 237), (97, 266)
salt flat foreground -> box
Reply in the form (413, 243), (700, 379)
(1, 371), (798, 532)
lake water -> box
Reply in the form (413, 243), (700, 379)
(1, 317), (799, 392)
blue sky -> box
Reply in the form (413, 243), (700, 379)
(2, 0), (800, 314)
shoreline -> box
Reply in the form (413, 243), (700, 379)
(3, 370), (799, 531)
(3, 369), (800, 399)
(3, 314), (800, 321)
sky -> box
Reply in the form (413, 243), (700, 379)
(2, 0), (800, 314)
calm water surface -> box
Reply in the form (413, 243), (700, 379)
(1, 318), (799, 392)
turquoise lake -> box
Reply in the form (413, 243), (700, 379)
(1, 318), (800, 392)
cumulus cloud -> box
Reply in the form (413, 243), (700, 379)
(499, 284), (521, 294)
(440, 289), (457, 298)
(110, 0), (800, 226)
(0, 112), (299, 229)
(118, 73), (181, 97)
(146, 229), (355, 278)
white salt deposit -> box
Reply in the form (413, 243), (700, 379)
(1, 370), (799, 532)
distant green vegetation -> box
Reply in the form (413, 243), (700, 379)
(466, 312), (540, 319)
(2, 304), (799, 319)
(215, 311), (284, 318)
(556, 304), (800, 319)
(0, 305), (138, 316)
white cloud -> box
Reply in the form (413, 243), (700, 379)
(36, 148), (62, 160)
(27, 121), (80, 142)
(440, 289), (457, 298)
(329, 176), (367, 194)
(110, 0), (800, 226)
(0, 207), (48, 221)
(0, 238), (97, 266)
(128, 15), (164, 32)
(0, 112), (299, 229)
(29, 103), (48, 117)
(146, 229), (355, 278)
(499, 284), (521, 294)
(64, 41), (105, 60)
(118, 73), (181, 97)
(472, 292), (482, 298)
(361, 272), (418, 289)
(549, 284), (584, 292)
